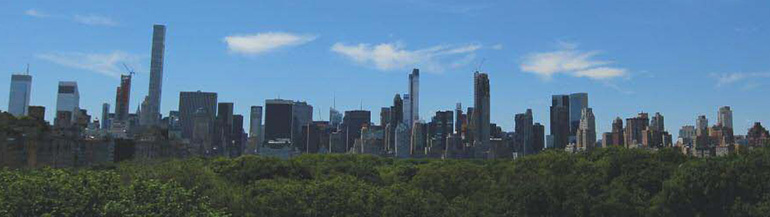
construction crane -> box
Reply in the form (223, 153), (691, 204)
(476, 58), (486, 72)
(122, 63), (136, 76)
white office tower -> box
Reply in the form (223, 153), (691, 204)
(7, 74), (32, 117)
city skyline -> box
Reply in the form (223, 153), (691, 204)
(2, 1), (770, 137)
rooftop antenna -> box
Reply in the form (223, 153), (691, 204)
(25, 64), (29, 75)
(476, 58), (486, 72)
(359, 99), (363, 110)
(317, 108), (324, 121)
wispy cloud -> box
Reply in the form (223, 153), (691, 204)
(73, 14), (118, 26)
(520, 42), (628, 80)
(711, 72), (770, 88)
(491, 44), (503, 50)
(406, 0), (491, 15)
(37, 51), (143, 78)
(224, 32), (317, 55)
(23, 9), (118, 26)
(25, 9), (49, 18)
(330, 42), (482, 73)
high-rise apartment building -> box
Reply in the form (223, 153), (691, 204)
(576, 108), (596, 150)
(115, 74), (132, 121)
(532, 123), (545, 153)
(472, 72), (491, 154)
(214, 102), (235, 156)
(408, 68), (420, 125)
(8, 74), (32, 117)
(514, 109), (535, 154)
(142, 24), (166, 126)
(718, 106), (733, 129)
(625, 113), (649, 148)
(101, 103), (111, 129)
(402, 94), (411, 126)
(550, 95), (570, 149)
(696, 115), (709, 136)
(178, 91), (218, 139)
(342, 110), (371, 150)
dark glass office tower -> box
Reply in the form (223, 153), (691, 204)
(264, 99), (294, 142)
(550, 95), (570, 149)
(178, 91), (217, 139)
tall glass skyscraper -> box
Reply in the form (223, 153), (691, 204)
(569, 93), (588, 140)
(7, 74), (32, 117)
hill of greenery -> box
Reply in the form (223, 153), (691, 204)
(3, 147), (770, 216)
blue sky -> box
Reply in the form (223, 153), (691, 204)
(1, 0), (769, 137)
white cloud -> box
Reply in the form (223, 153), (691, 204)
(37, 51), (143, 78)
(520, 43), (627, 80)
(73, 14), (118, 26)
(330, 42), (482, 72)
(25, 9), (49, 18)
(224, 32), (317, 55)
(491, 44), (503, 50)
(712, 72), (770, 87)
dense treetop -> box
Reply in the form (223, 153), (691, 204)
(3, 146), (770, 216)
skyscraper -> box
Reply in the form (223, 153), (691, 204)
(532, 123), (545, 153)
(380, 107), (391, 127)
(576, 108), (596, 150)
(329, 107), (343, 129)
(8, 74), (32, 117)
(115, 74), (132, 121)
(625, 113), (649, 148)
(569, 93), (588, 142)
(472, 72), (490, 152)
(265, 99), (294, 143)
(101, 103), (111, 129)
(214, 102), (235, 155)
(696, 115), (709, 136)
(342, 110), (371, 150)
(249, 106), (263, 147)
(402, 94), (411, 126)
(651, 112), (665, 132)
(408, 68), (420, 125)
(514, 109), (534, 155)
(263, 99), (313, 149)
(609, 117), (625, 146)
(718, 106), (733, 129)
(56, 81), (80, 120)
(178, 91), (218, 139)
(550, 95), (570, 149)
(143, 24), (166, 126)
